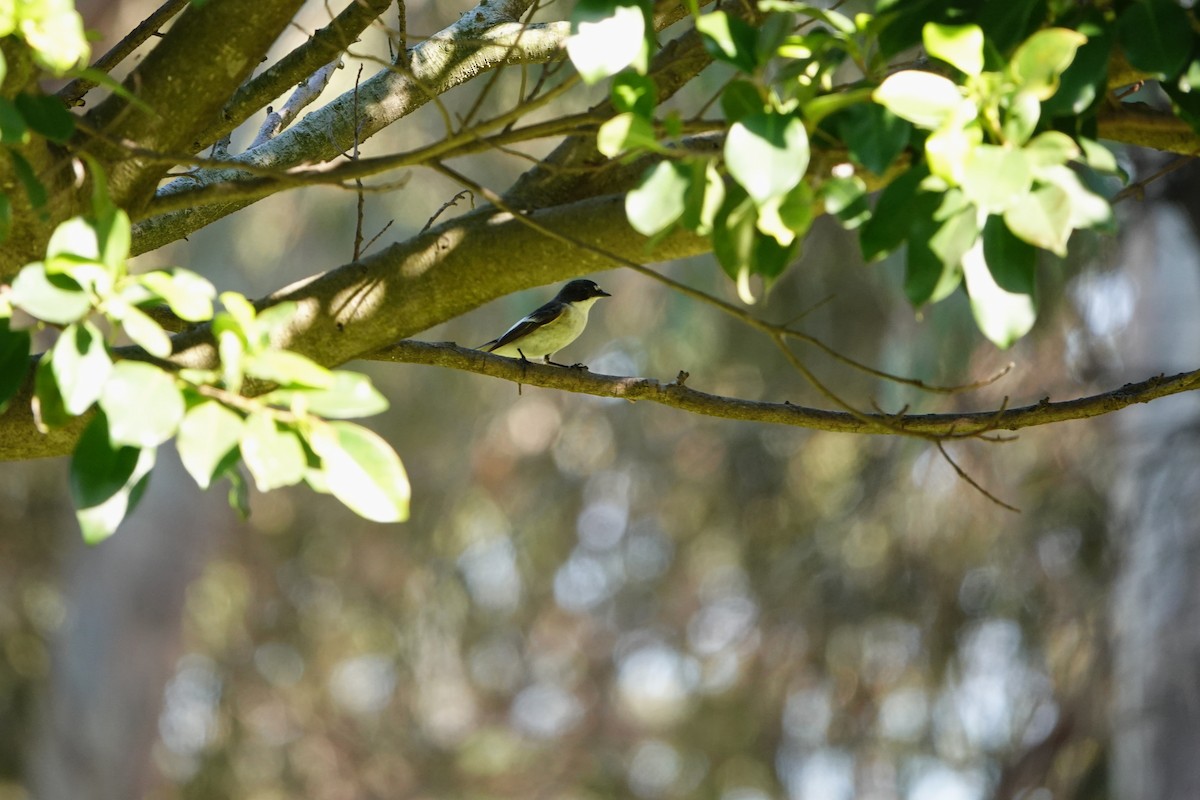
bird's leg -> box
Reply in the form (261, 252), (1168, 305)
(544, 355), (587, 370)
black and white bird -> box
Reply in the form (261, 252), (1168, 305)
(478, 279), (611, 367)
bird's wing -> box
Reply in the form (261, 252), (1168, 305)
(481, 301), (566, 351)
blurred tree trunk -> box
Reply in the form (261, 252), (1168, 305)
(1111, 175), (1200, 799)
(29, 453), (223, 800)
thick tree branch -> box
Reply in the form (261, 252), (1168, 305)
(82, 0), (306, 209)
(374, 341), (1200, 437)
(131, 5), (564, 255)
(57, 0), (192, 107)
(191, 0), (395, 152)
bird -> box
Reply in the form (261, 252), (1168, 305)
(478, 279), (611, 367)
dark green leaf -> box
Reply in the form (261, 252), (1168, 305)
(696, 10), (759, 73)
(976, 0), (1043, 55)
(99, 361), (185, 447)
(611, 72), (657, 117)
(835, 103), (911, 175)
(963, 240), (1037, 348)
(14, 92), (75, 144)
(821, 176), (870, 229)
(1042, 14), (1113, 117)
(0, 193), (10, 244)
(0, 97), (29, 145)
(859, 165), (933, 261)
(1117, 0), (1193, 78)
(10, 152), (48, 211)
(681, 159), (725, 235)
(713, 191), (758, 283)
(70, 414), (156, 544)
(0, 319), (31, 414)
(51, 321), (112, 415)
(982, 215), (1037, 295)
(720, 80), (764, 123)
(33, 355), (71, 430)
(905, 198), (978, 306)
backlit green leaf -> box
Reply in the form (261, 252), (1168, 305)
(178, 401), (244, 489)
(11, 262), (91, 325)
(725, 112), (809, 204)
(1010, 28), (1087, 100)
(1003, 184), (1072, 255)
(873, 71), (967, 129)
(245, 349), (333, 389)
(961, 145), (1032, 213)
(627, 160), (691, 236)
(567, 0), (647, 83)
(923, 23), (984, 76)
(963, 239), (1037, 348)
(70, 414), (155, 544)
(100, 361), (185, 447)
(240, 412), (307, 492)
(309, 421), (411, 523)
(696, 10), (758, 73)
(51, 321), (112, 415)
(263, 370), (389, 419)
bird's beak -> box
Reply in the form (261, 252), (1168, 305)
(597, 288), (611, 297)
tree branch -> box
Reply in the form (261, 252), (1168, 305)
(374, 340), (1200, 437)
(190, 0), (395, 152)
(131, 4), (566, 255)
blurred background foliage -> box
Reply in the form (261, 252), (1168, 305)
(1, 1), (1184, 798)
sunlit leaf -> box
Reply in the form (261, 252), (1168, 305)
(567, 0), (647, 83)
(178, 401), (244, 489)
(923, 23), (984, 76)
(626, 160), (691, 236)
(51, 321), (112, 415)
(100, 360), (185, 448)
(963, 238), (1037, 348)
(1010, 28), (1087, 100)
(11, 262), (91, 325)
(240, 411), (307, 492)
(309, 421), (411, 523)
(725, 112), (809, 205)
(70, 414), (155, 544)
(873, 71), (967, 129)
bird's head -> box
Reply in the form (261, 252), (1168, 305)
(558, 279), (611, 303)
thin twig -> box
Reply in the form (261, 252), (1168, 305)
(936, 441), (1021, 513)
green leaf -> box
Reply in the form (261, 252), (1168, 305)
(0, 97), (29, 145)
(1038, 164), (1112, 230)
(612, 72), (657, 117)
(719, 80), (764, 123)
(626, 160), (691, 236)
(1024, 131), (1080, 170)
(1118, 0), (1193, 77)
(70, 414), (156, 544)
(725, 112), (809, 204)
(982, 215), (1037, 295)
(713, 192), (758, 284)
(14, 92), (75, 143)
(10, 151), (47, 210)
(905, 197), (979, 306)
(308, 421), (411, 523)
(51, 321), (112, 415)
(873, 71), (968, 129)
(45, 216), (101, 274)
(596, 112), (658, 157)
(1002, 89), (1040, 145)
(756, 181), (813, 245)
(33, 354), (71, 430)
(820, 175), (869, 229)
(923, 23), (984, 76)
(96, 208), (131, 276)
(178, 401), (244, 489)
(925, 122), (982, 185)
(1010, 28), (1088, 100)
(11, 262), (91, 325)
(0, 319), (31, 414)
(100, 361), (185, 447)
(21, 3), (90, 74)
(263, 370), (389, 419)
(696, 10), (759, 73)
(240, 411), (307, 492)
(960, 145), (1032, 214)
(835, 103), (911, 175)
(1042, 15), (1113, 117)
(975, 0), (1043, 54)
(138, 269), (217, 322)
(1003, 184), (1072, 255)
(859, 166), (934, 262)
(120, 305), (173, 359)
(0, 194), (10, 245)
(567, 0), (647, 83)
(218, 329), (245, 395)
(245, 349), (334, 389)
(1078, 137), (1120, 175)
(963, 239), (1036, 348)
(681, 159), (725, 235)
